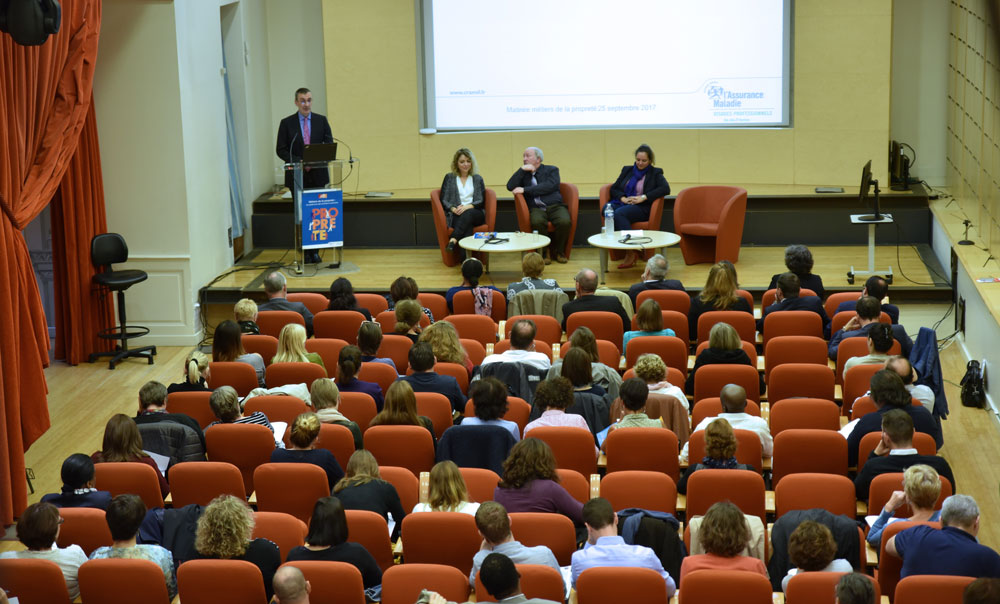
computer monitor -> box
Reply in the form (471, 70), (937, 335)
(857, 160), (882, 222)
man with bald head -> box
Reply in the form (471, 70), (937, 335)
(560, 268), (630, 332)
(273, 565), (311, 604)
(885, 355), (935, 414)
(680, 384), (772, 463)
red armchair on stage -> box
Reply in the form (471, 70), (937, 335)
(513, 182), (579, 260)
(598, 184), (665, 261)
(673, 185), (747, 264)
(431, 188), (498, 267)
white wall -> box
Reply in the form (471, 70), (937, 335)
(891, 0), (949, 185)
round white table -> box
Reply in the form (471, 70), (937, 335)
(459, 232), (551, 272)
(587, 230), (681, 283)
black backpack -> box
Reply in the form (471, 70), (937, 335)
(960, 360), (986, 408)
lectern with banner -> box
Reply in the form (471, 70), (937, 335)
(285, 157), (349, 273)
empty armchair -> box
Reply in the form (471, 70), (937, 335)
(673, 186), (748, 264)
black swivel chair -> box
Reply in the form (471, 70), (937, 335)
(89, 233), (156, 369)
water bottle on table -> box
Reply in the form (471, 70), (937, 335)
(604, 203), (615, 236)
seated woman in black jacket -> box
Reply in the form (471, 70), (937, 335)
(333, 450), (406, 541)
(767, 244), (825, 299)
(606, 144), (671, 269)
(686, 322), (765, 396)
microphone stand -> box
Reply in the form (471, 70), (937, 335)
(959, 219), (974, 246)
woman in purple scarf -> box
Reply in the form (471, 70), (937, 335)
(606, 144), (671, 268)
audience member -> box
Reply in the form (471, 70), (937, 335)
(506, 252), (561, 301)
(688, 261), (752, 337)
(524, 377), (592, 436)
(400, 342), (466, 413)
(835, 275), (899, 324)
(627, 254), (684, 308)
(607, 377), (663, 436)
(623, 299), (676, 353)
(194, 495), (281, 601)
(368, 380), (436, 442)
(768, 244), (825, 299)
(357, 320), (396, 371)
(561, 347), (608, 398)
(234, 298), (260, 335)
(272, 323), (324, 369)
(571, 497), (675, 596)
(681, 384), (772, 464)
(679, 501), (768, 581)
(494, 438), (583, 524)
(419, 320), (474, 376)
(780, 520), (852, 592)
(506, 146), (570, 264)
(412, 461), (480, 514)
(207, 386), (280, 450)
(481, 318), (550, 371)
(829, 296), (913, 360)
(286, 496), (382, 591)
(325, 277), (372, 320)
(213, 319), (265, 386)
(134, 380), (205, 450)
(445, 257), (501, 312)
(272, 565), (311, 604)
(545, 327), (622, 401)
(835, 572), (877, 604)
(758, 271), (831, 338)
(91, 414), (169, 497)
(167, 350), (210, 394)
(843, 322), (895, 378)
(865, 464), (942, 548)
(393, 299), (424, 344)
(0, 502), (88, 599)
(89, 494), (177, 598)
(384, 275), (434, 322)
(269, 412), (344, 489)
(886, 355), (936, 414)
(632, 353), (686, 409)
(888, 494), (1000, 579)
(133, 381), (205, 464)
(461, 377), (521, 441)
(677, 417), (757, 494)
(562, 268), (630, 333)
(965, 578), (1000, 604)
(333, 450), (406, 541)
(310, 378), (363, 450)
(258, 271), (313, 336)
(469, 501), (560, 586)
(685, 322), (764, 396)
(336, 345), (384, 411)
(478, 552), (561, 604)
(41, 453), (112, 509)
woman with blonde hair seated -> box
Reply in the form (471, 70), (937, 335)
(688, 261), (752, 337)
(334, 449), (406, 540)
(167, 350), (210, 393)
(623, 299), (675, 353)
(269, 412), (344, 489)
(206, 385), (281, 448)
(679, 501), (768, 581)
(272, 323), (324, 369)
(546, 326), (622, 401)
(865, 464), (942, 548)
(419, 320), (474, 376)
(676, 418), (754, 495)
(506, 251), (560, 301)
(685, 321), (764, 396)
(194, 495), (280, 600)
(310, 378), (363, 450)
(411, 460), (480, 515)
(633, 353), (686, 406)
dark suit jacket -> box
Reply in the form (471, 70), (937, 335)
(627, 279), (686, 308)
(561, 294), (630, 332)
(836, 300), (900, 324)
(847, 405), (943, 466)
(400, 372), (467, 413)
(757, 295), (831, 338)
(768, 272), (825, 300)
(258, 297), (314, 336)
(506, 164), (562, 206)
(276, 112), (334, 189)
(854, 451), (956, 500)
(609, 165), (671, 202)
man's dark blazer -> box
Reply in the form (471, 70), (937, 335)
(561, 293), (630, 332)
(757, 295), (831, 338)
(258, 297), (314, 336)
(276, 112), (334, 190)
(400, 372), (466, 413)
(506, 164), (563, 206)
(846, 404), (944, 466)
(627, 279), (686, 309)
(854, 450), (956, 500)
(609, 165), (671, 202)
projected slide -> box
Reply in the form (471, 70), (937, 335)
(427, 0), (789, 130)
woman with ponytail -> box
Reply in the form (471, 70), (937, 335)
(167, 350), (211, 393)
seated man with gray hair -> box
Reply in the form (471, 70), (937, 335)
(507, 146), (570, 264)
(627, 254), (685, 308)
(887, 494), (1000, 578)
(257, 271), (314, 336)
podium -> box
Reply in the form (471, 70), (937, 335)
(284, 159), (350, 274)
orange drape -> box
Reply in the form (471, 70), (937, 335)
(52, 102), (114, 365)
(0, 0), (102, 524)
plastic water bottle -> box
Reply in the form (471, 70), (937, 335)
(604, 203), (615, 236)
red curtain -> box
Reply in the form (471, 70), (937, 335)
(52, 102), (114, 365)
(0, 0), (102, 524)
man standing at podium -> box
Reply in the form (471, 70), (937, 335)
(276, 87), (334, 263)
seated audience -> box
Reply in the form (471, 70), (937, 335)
(843, 322), (895, 379)
(41, 453), (112, 509)
(286, 496), (382, 592)
(623, 299), (675, 353)
(846, 370), (943, 467)
(686, 322), (764, 396)
(836, 572), (877, 604)
(571, 497), (675, 596)
(133, 381), (205, 464)
(627, 254), (684, 309)
(461, 377), (521, 441)
(677, 417), (756, 494)
(234, 297), (260, 335)
(385, 275), (434, 322)
(272, 323), (324, 369)
(758, 272), (831, 338)
(605, 377), (662, 436)
(781, 521), (852, 592)
(546, 327), (622, 401)
(563, 268), (630, 333)
(886, 355), (936, 414)
(357, 320), (396, 372)
(559, 347), (612, 436)
(481, 318), (550, 371)
(561, 347), (608, 399)
(853, 409), (955, 501)
(272, 566), (310, 604)
(679, 501), (768, 581)
(399, 342), (466, 413)
(412, 460), (481, 515)
(326, 277), (372, 320)
(506, 251), (560, 301)
(213, 319), (265, 386)
(865, 464), (942, 548)
(835, 275), (899, 324)
(92, 414), (169, 497)
(688, 261), (752, 338)
(207, 385), (281, 448)
(633, 353), (686, 409)
(469, 501), (560, 586)
(134, 381), (204, 450)
(445, 257), (501, 312)
(333, 450), (406, 541)
(393, 299), (423, 344)
(965, 578), (1000, 604)
(194, 495), (281, 601)
(336, 345), (384, 411)
(269, 412), (344, 489)
(493, 438), (583, 524)
(767, 244), (825, 299)
(89, 494), (177, 598)
(419, 320), (474, 376)
(258, 271), (313, 336)
(369, 379), (435, 442)
(167, 350), (210, 394)
(0, 502), (88, 599)
(524, 377), (592, 436)
(829, 296), (913, 360)
(681, 384), (772, 464)
(310, 378), (363, 450)
(887, 494), (1000, 579)
(477, 553), (561, 604)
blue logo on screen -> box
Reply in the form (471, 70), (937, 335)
(704, 81), (764, 108)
